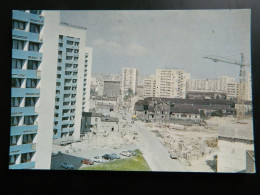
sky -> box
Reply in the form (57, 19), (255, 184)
(61, 10), (251, 81)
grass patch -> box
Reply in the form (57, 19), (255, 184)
(80, 149), (151, 171)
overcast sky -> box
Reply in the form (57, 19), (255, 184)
(61, 10), (251, 81)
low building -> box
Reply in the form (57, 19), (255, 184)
(187, 90), (226, 100)
(81, 112), (119, 134)
(217, 121), (254, 173)
(170, 107), (200, 121)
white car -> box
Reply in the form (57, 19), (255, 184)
(60, 162), (74, 170)
(93, 159), (104, 163)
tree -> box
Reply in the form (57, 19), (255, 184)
(211, 110), (223, 117)
(200, 110), (206, 118)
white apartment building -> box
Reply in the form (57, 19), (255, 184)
(245, 72), (252, 101)
(82, 47), (92, 112)
(143, 75), (156, 98)
(155, 69), (188, 99)
(187, 79), (219, 91)
(219, 76), (236, 91)
(226, 81), (239, 100)
(122, 68), (139, 96)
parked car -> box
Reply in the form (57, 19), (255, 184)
(60, 162), (74, 170)
(170, 154), (178, 159)
(111, 153), (120, 159)
(52, 151), (62, 157)
(102, 154), (117, 160)
(120, 151), (132, 157)
(94, 156), (100, 159)
(93, 159), (104, 163)
(81, 159), (94, 165)
(127, 150), (137, 156)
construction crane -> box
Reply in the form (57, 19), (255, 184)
(203, 53), (251, 120)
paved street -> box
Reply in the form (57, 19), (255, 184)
(133, 121), (187, 172)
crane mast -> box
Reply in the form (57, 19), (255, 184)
(203, 53), (250, 120)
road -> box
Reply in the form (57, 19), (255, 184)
(122, 108), (187, 172)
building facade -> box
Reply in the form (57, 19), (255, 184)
(122, 68), (139, 97)
(52, 21), (88, 141)
(103, 81), (121, 98)
(143, 75), (156, 98)
(82, 47), (92, 112)
(155, 69), (188, 99)
(10, 10), (46, 169)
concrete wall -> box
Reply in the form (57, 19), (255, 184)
(35, 11), (60, 169)
(217, 139), (254, 172)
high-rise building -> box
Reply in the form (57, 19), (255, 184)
(52, 20), (89, 141)
(219, 76), (236, 91)
(155, 69), (188, 99)
(10, 10), (92, 169)
(122, 68), (139, 96)
(245, 72), (252, 101)
(143, 75), (156, 98)
(82, 47), (92, 112)
(10, 10), (63, 169)
(10, 10), (46, 169)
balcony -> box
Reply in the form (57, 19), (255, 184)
(10, 125), (38, 136)
(11, 106), (36, 115)
(12, 10), (30, 22)
(9, 161), (35, 169)
(12, 88), (40, 97)
(9, 143), (36, 154)
(12, 29), (28, 41)
(12, 69), (41, 79)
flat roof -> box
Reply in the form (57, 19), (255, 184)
(219, 121), (254, 141)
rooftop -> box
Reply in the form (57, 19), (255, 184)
(101, 117), (119, 122)
(218, 120), (254, 141)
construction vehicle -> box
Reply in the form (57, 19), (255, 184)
(204, 53), (251, 120)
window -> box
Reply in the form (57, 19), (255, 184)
(64, 86), (71, 90)
(59, 43), (63, 47)
(66, 56), (73, 60)
(30, 23), (40, 33)
(57, 67), (61, 71)
(69, 124), (74, 127)
(27, 60), (39, 70)
(67, 41), (73, 45)
(24, 115), (37, 125)
(25, 97), (37, 107)
(12, 59), (24, 69)
(66, 48), (73, 53)
(12, 40), (25, 50)
(9, 154), (19, 165)
(11, 116), (21, 126)
(63, 102), (69, 106)
(30, 10), (42, 15)
(12, 78), (23, 88)
(71, 101), (76, 105)
(72, 79), (77, 83)
(71, 94), (76, 98)
(65, 71), (72, 75)
(66, 63), (72, 68)
(11, 97), (22, 107)
(70, 109), (75, 113)
(21, 152), (34, 163)
(74, 57), (78, 61)
(75, 42), (79, 46)
(29, 42), (40, 52)
(73, 64), (78, 68)
(72, 87), (77, 91)
(12, 20), (26, 30)
(74, 49), (79, 53)
(26, 79), (38, 88)
(57, 74), (61, 78)
(73, 72), (78, 76)
(22, 134), (35, 144)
